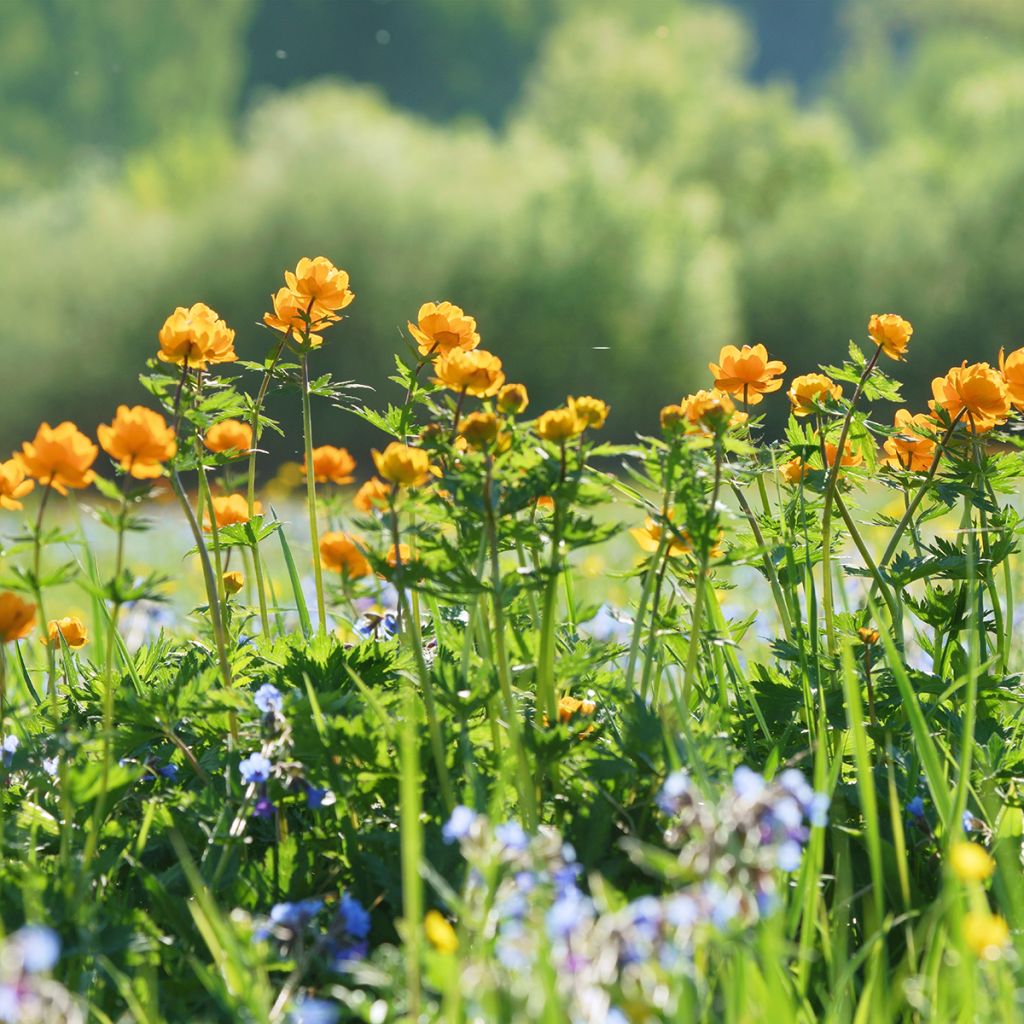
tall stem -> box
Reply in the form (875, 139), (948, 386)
(32, 480), (55, 693)
(300, 353), (327, 634)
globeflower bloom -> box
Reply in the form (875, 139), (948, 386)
(157, 303), (237, 369)
(823, 440), (863, 471)
(497, 383), (529, 414)
(42, 616), (88, 650)
(17, 422), (98, 494)
(205, 494), (261, 530)
(97, 405), (177, 479)
(630, 515), (691, 558)
(536, 407), (583, 442)
(204, 419), (253, 455)
(949, 842), (995, 882)
(408, 301), (479, 359)
(0, 592), (36, 643)
(263, 287), (338, 346)
(372, 443), (432, 487)
(353, 477), (391, 512)
(285, 256), (354, 313)
(681, 388), (746, 433)
(304, 445), (356, 485)
(998, 346), (1024, 410)
(708, 344), (786, 405)
(386, 543), (413, 568)
(779, 458), (808, 485)
(424, 910), (458, 954)
(319, 532), (371, 578)
(434, 348), (505, 398)
(459, 411), (500, 449)
(963, 911), (1010, 960)
(568, 395), (610, 430)
(881, 410), (938, 472)
(868, 313), (913, 361)
(930, 362), (1010, 432)
(0, 458), (34, 510)
(223, 571), (245, 595)
(787, 374), (842, 417)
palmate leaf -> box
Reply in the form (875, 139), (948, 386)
(350, 403), (408, 438)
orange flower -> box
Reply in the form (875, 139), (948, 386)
(433, 349), (505, 398)
(372, 443), (433, 487)
(222, 571), (245, 595)
(497, 383), (529, 414)
(536, 407), (583, 442)
(963, 911), (1010, 959)
(536, 495), (555, 512)
(780, 458), (808, 484)
(998, 346), (1024, 410)
(568, 396), (610, 430)
(353, 477), (392, 512)
(16, 422), (98, 495)
(408, 301), (479, 359)
(787, 374), (842, 417)
(0, 458), (34, 510)
(263, 287), (338, 346)
(304, 445), (356, 485)
(558, 695), (597, 722)
(459, 411), (500, 449)
(930, 362), (1010, 432)
(824, 440), (863, 470)
(386, 543), (413, 568)
(205, 494), (261, 530)
(632, 515), (723, 559)
(41, 616), (88, 650)
(157, 303), (237, 369)
(882, 410), (938, 472)
(708, 344), (786, 405)
(858, 627), (880, 645)
(285, 256), (354, 313)
(97, 405), (176, 479)
(319, 532), (371, 578)
(0, 592), (36, 643)
(868, 313), (913, 362)
(204, 419), (253, 455)
(660, 404), (687, 433)
(680, 389), (746, 433)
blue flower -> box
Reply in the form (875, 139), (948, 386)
(337, 894), (371, 939)
(254, 683), (283, 714)
(545, 887), (592, 940)
(733, 765), (766, 801)
(289, 997), (339, 1024)
(658, 769), (691, 814)
(253, 796), (275, 819)
(239, 752), (272, 784)
(270, 899), (324, 931)
(157, 763), (179, 781)
(907, 796), (925, 819)
(2, 734), (18, 766)
(494, 821), (529, 853)
(306, 785), (333, 809)
(16, 926), (60, 973)
(42, 756), (58, 778)
(442, 805), (477, 844)
(807, 793), (830, 827)
(778, 768), (814, 808)
(776, 840), (804, 873)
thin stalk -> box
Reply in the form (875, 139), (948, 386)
(535, 442), (568, 726)
(639, 549), (672, 703)
(833, 490), (901, 628)
(300, 352), (327, 634)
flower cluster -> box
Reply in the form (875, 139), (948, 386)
(255, 892), (371, 969)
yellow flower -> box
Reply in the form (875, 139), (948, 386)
(680, 388), (746, 433)
(787, 374), (842, 418)
(386, 542), (413, 568)
(285, 256), (354, 313)
(930, 362), (1010, 433)
(780, 458), (808, 485)
(97, 405), (176, 480)
(881, 410), (937, 472)
(433, 348), (505, 398)
(16, 422), (98, 495)
(568, 395), (610, 430)
(708, 344), (786, 405)
(459, 411), (500, 449)
(632, 515), (723, 559)
(868, 313), (913, 362)
(353, 477), (392, 512)
(949, 842), (995, 883)
(660, 404), (687, 433)
(963, 911), (1010, 959)
(408, 301), (479, 359)
(823, 440), (863, 471)
(998, 346), (1024, 410)
(536, 407), (583, 442)
(0, 458), (34, 511)
(205, 494), (261, 531)
(497, 383), (529, 414)
(263, 287), (337, 346)
(204, 419), (253, 455)
(157, 303), (237, 369)
(372, 443), (432, 487)
(42, 616), (88, 650)
(222, 571), (245, 595)
(558, 695), (597, 722)
(424, 909), (458, 954)
(304, 445), (356, 485)
(536, 495), (555, 513)
(0, 592), (36, 643)
(319, 532), (371, 578)
(858, 627), (880, 645)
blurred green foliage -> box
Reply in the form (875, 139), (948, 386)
(1, 0), (1023, 458)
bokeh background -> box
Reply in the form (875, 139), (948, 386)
(3, 0), (1023, 465)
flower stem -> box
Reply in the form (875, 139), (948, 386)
(300, 352), (327, 634)
(32, 480), (55, 694)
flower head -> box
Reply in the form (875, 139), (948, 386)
(824, 440), (863, 471)
(0, 458), (34, 510)
(459, 411), (500, 449)
(0, 592), (35, 643)
(963, 911), (1010, 959)
(443, 805), (477, 843)
(353, 477), (392, 512)
(999, 346), (1024, 410)
(17, 421), (98, 494)
(868, 313), (913, 361)
(558, 695), (597, 722)
(408, 301), (479, 359)
(568, 395), (610, 430)
(386, 543), (413, 569)
(263, 287), (337, 346)
(779, 458), (807, 485)
(434, 348), (505, 398)
(628, 514), (714, 558)
(304, 445), (356, 485)
(98, 405), (176, 479)
(787, 374), (842, 418)
(950, 841), (995, 882)
(372, 442), (432, 487)
(858, 627), (880, 646)
(205, 494), (261, 530)
(157, 302), (237, 369)
(254, 683), (283, 714)
(285, 256), (354, 313)
(239, 752), (272, 785)
(42, 616), (88, 650)
(223, 570), (245, 595)
(497, 383), (529, 414)
(881, 409), (938, 472)
(204, 419), (253, 455)
(424, 910), (458, 953)
(319, 532), (371, 578)
(681, 388), (746, 433)
(708, 344), (786, 405)
(536, 407), (583, 442)
(930, 362), (1010, 432)
(660, 403), (686, 433)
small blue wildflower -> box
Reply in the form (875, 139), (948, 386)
(706, 884), (741, 930)
(665, 893), (699, 929)
(807, 793), (830, 827)
(337, 894), (371, 939)
(254, 683), (284, 714)
(239, 752), (272, 784)
(270, 899), (323, 931)
(545, 887), (593, 940)
(0, 985), (19, 1021)
(776, 840), (804, 873)
(442, 805), (476, 844)
(306, 785), (333, 809)
(658, 769), (691, 814)
(778, 768), (814, 807)
(494, 821), (529, 853)
(733, 765), (766, 801)
(963, 809), (978, 832)
(513, 870), (536, 893)
(289, 997), (339, 1024)
(157, 764), (179, 781)
(42, 756), (58, 778)
(254, 796), (275, 819)
(907, 796), (925, 819)
(2, 734), (18, 766)
(768, 795), (803, 832)
(16, 926), (60, 973)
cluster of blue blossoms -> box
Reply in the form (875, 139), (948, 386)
(255, 892), (371, 969)
(0, 925), (78, 1023)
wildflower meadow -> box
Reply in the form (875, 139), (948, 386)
(2, 256), (1024, 1023)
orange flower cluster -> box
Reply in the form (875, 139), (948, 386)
(157, 303), (237, 369)
(408, 301), (479, 359)
(205, 494), (262, 530)
(930, 362), (1010, 433)
(434, 349), (506, 398)
(708, 344), (786, 405)
(16, 422), (98, 494)
(304, 445), (356, 485)
(98, 405), (176, 479)
(319, 532), (371, 578)
(264, 256), (354, 347)
(204, 419), (253, 455)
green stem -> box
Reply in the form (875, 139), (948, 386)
(300, 352), (327, 634)
(32, 480), (55, 694)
